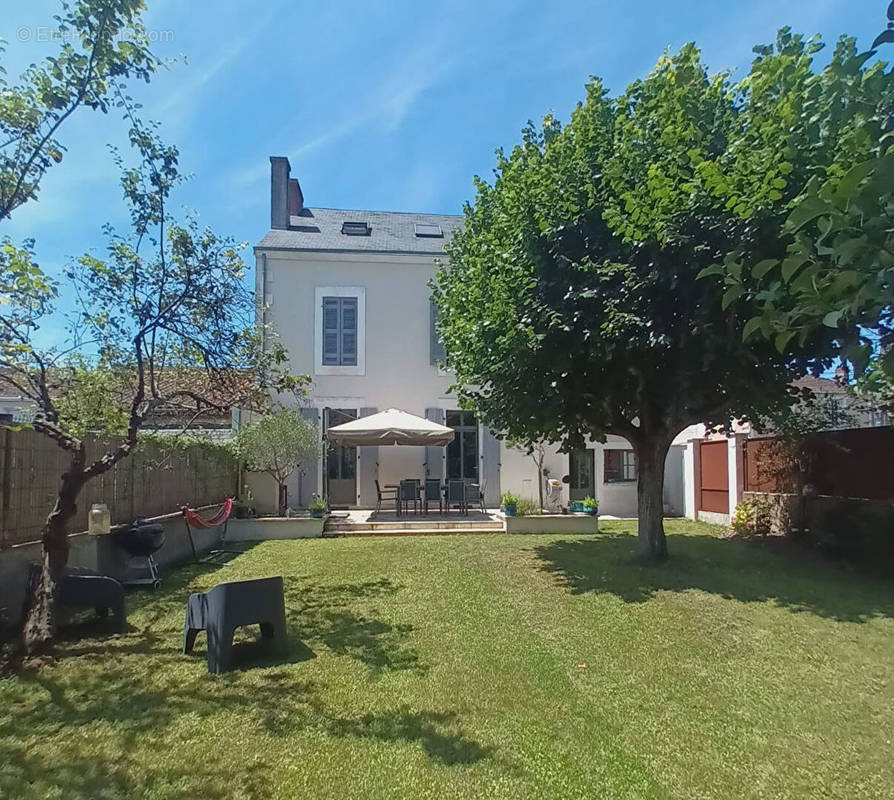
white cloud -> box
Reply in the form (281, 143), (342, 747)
(219, 30), (460, 196)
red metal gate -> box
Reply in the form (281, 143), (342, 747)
(699, 441), (729, 514)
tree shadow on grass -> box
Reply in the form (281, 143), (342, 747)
(1, 568), (472, 798)
(285, 577), (427, 675)
(533, 533), (894, 622)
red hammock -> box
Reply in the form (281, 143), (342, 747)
(181, 498), (234, 529)
(182, 499), (236, 564)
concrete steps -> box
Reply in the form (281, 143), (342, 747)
(323, 526), (503, 538)
(323, 517), (504, 537)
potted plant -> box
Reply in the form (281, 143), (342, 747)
(309, 496), (328, 519)
(233, 485), (257, 519)
(581, 496), (599, 516)
(502, 491), (520, 517)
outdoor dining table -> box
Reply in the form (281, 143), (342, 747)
(386, 481), (479, 515)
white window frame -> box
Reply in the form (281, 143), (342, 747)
(314, 286), (365, 376)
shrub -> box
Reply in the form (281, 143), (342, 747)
(581, 496), (599, 510)
(729, 499), (771, 538)
(515, 498), (541, 517)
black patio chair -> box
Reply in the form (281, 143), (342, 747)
(398, 479), (420, 515)
(374, 480), (397, 513)
(466, 480), (487, 514)
(423, 478), (443, 515)
(446, 480), (468, 514)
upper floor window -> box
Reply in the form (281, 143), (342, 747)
(605, 449), (637, 482)
(322, 296), (357, 366)
(315, 287), (365, 375)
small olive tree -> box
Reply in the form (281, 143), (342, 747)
(233, 410), (319, 516)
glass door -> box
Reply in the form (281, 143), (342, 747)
(569, 449), (595, 501)
(325, 408), (357, 507)
(446, 410), (478, 483)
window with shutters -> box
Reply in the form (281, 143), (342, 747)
(604, 449), (637, 482)
(314, 287), (365, 375)
(322, 297), (357, 366)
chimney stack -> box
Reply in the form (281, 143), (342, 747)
(270, 156), (291, 230)
(288, 177), (303, 216)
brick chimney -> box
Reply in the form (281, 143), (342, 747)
(288, 177), (303, 216)
(270, 156), (290, 230)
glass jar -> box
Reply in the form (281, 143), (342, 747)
(88, 503), (111, 535)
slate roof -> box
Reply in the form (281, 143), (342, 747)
(256, 207), (464, 255)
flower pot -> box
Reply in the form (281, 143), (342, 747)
(503, 504), (517, 517)
(310, 508), (325, 519)
(569, 501), (584, 513)
(582, 507), (598, 516)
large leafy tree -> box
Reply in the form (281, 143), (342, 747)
(434, 31), (886, 559)
(712, 25), (894, 407)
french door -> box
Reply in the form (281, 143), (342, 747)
(325, 408), (357, 506)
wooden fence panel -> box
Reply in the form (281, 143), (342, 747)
(0, 430), (238, 548)
(699, 440), (729, 514)
(744, 426), (894, 501)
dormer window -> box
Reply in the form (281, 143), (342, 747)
(341, 221), (370, 236)
(415, 222), (443, 238)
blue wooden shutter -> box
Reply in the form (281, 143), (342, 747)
(357, 407), (377, 506)
(322, 298), (340, 365)
(425, 408), (445, 479)
(340, 297), (358, 366)
(298, 407), (320, 506)
(430, 300), (446, 365)
(481, 426), (501, 508)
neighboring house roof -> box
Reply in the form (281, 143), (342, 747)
(792, 376), (847, 395)
(256, 208), (463, 255)
(0, 368), (252, 430)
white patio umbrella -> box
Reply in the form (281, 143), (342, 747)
(326, 408), (454, 447)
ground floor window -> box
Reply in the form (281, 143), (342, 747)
(446, 410), (478, 481)
(605, 449), (637, 482)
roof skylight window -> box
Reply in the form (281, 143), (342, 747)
(341, 221), (371, 236)
(414, 222), (443, 238)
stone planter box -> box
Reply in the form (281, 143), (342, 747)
(503, 513), (599, 535)
(226, 517), (324, 541)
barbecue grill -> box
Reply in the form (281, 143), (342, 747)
(112, 518), (166, 589)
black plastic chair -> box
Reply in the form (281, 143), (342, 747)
(466, 481), (486, 514)
(423, 478), (443, 514)
(374, 480), (397, 513)
(398, 479), (420, 515)
(183, 576), (286, 674)
(28, 564), (126, 631)
(447, 480), (468, 514)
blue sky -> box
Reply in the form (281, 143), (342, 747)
(0, 0), (886, 347)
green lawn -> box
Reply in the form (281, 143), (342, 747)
(2, 520), (893, 799)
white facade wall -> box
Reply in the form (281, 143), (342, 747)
(257, 247), (693, 517)
(499, 436), (687, 518)
(259, 249), (471, 508)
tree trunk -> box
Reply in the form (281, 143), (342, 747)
(278, 482), (288, 517)
(537, 460), (544, 511)
(634, 435), (671, 561)
(22, 451), (86, 653)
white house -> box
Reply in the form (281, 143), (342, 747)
(255, 156), (686, 515)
